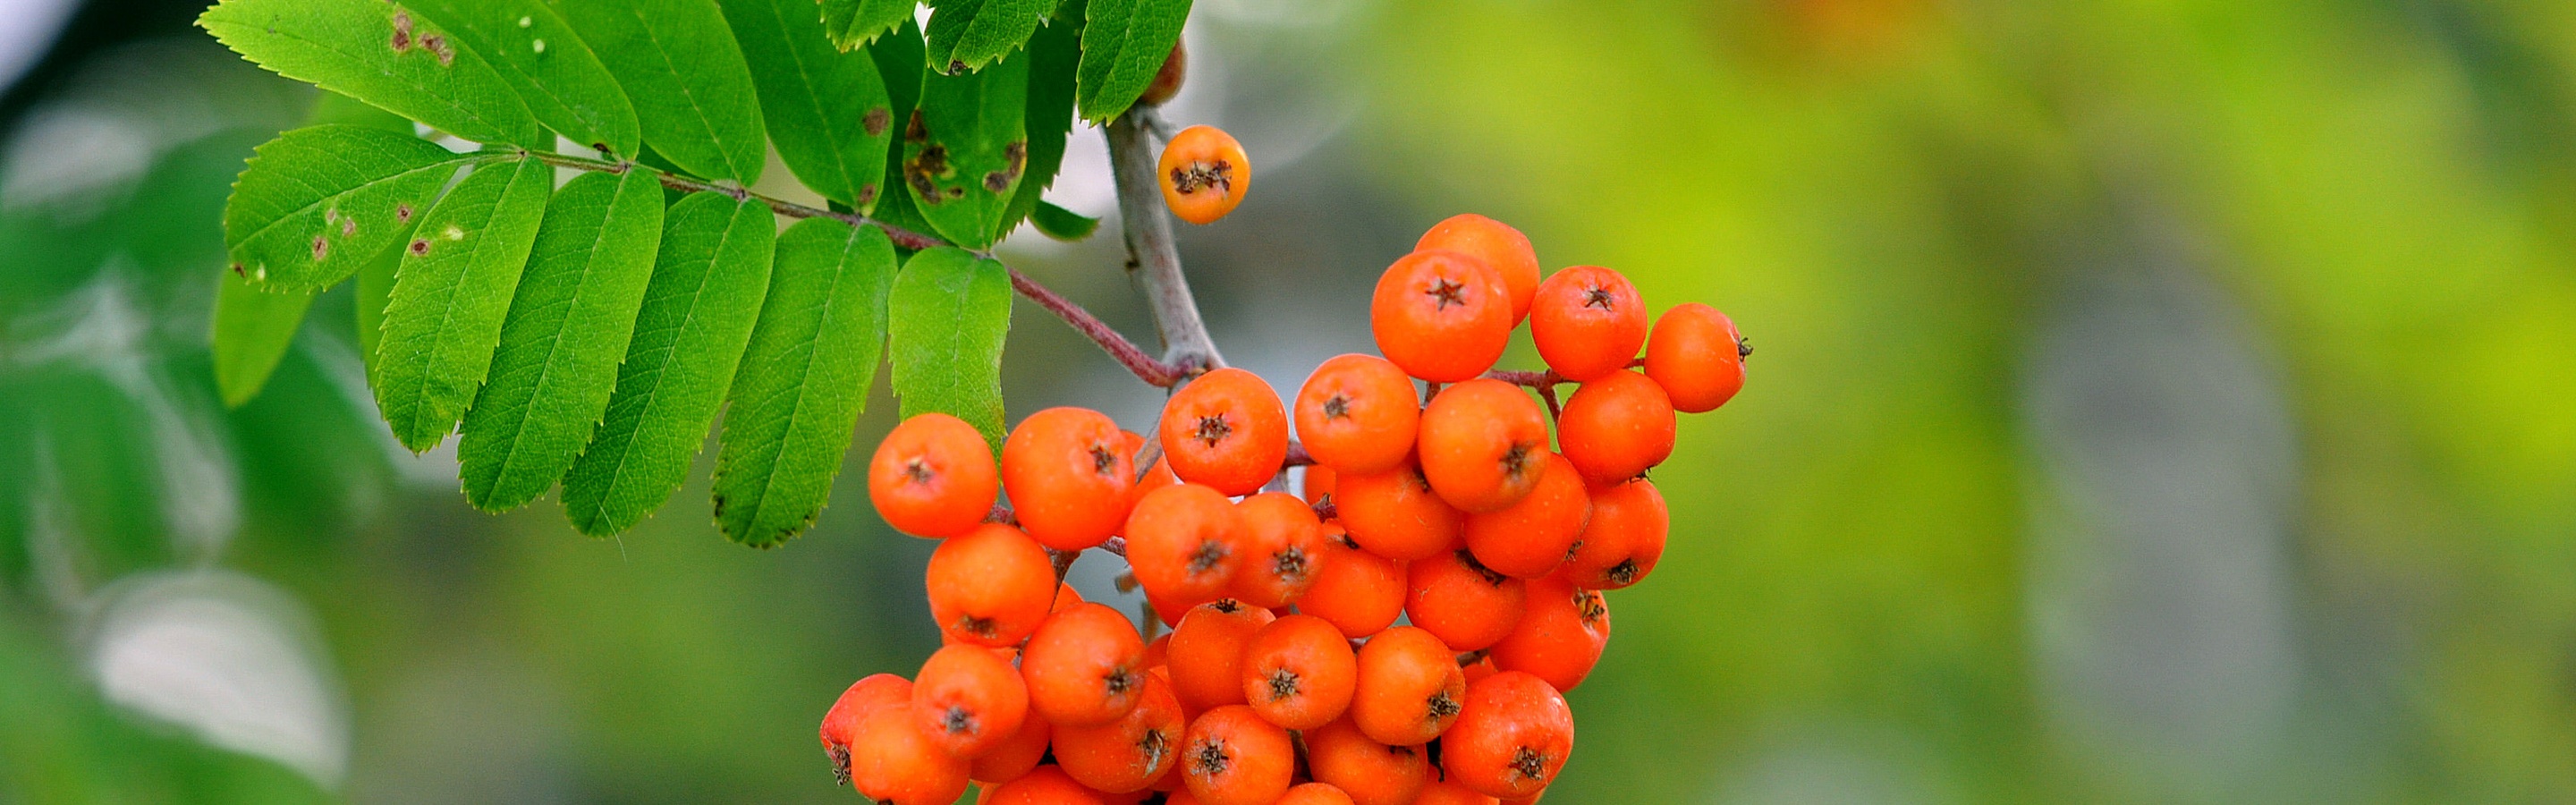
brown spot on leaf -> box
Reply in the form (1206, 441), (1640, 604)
(982, 171), (1010, 192)
(904, 144), (949, 205)
(396, 203), (414, 222)
(1004, 141), (1026, 173)
(409, 239), (430, 257)
(945, 187), (963, 199)
(342, 216), (358, 237)
(862, 107), (891, 138)
(422, 34), (453, 65)
(231, 263), (245, 277)
(855, 183), (877, 207)
(904, 110), (928, 142)
(391, 12), (412, 50)
(311, 235), (329, 262)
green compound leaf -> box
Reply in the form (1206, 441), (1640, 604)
(1029, 199), (1098, 241)
(561, 194), (776, 536)
(352, 218), (413, 378)
(713, 218), (896, 547)
(723, 0), (895, 211)
(221, 124), (468, 292)
(372, 157), (553, 453)
(1001, 8), (1080, 235)
(210, 275), (315, 408)
(457, 169), (665, 512)
(865, 17), (941, 243)
(926, 0), (1054, 75)
(902, 50), (1029, 249)
(557, 0), (767, 183)
(888, 247), (1010, 449)
(304, 89), (419, 132)
(199, 0), (546, 148)
(402, 0), (640, 157)
(820, 0), (917, 51)
(1075, 0), (1188, 122)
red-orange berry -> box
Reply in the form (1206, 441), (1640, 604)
(1159, 368), (1291, 496)
(912, 644), (1030, 758)
(1557, 478), (1666, 589)
(1159, 125), (1250, 225)
(1054, 673), (1184, 793)
(1303, 717), (1429, 805)
(1462, 654), (1500, 687)
(1416, 214), (1540, 325)
(1124, 483), (1243, 610)
(1280, 782), (1359, 805)
(869, 412), (999, 538)
(1293, 354), (1422, 476)
(1463, 453), (1589, 579)
(1239, 614), (1358, 731)
(1440, 672), (1573, 800)
(1529, 266), (1648, 382)
(927, 523), (1057, 647)
(1167, 600), (1275, 714)
(1232, 492), (1324, 608)
(1350, 625), (1466, 746)
(1181, 706), (1295, 805)
(1487, 576), (1610, 692)
(848, 702), (972, 805)
(1302, 464), (1336, 509)
(1022, 602), (1148, 728)
(1642, 302), (1748, 413)
(1415, 780), (1504, 805)
(970, 708), (1053, 783)
(1555, 369), (1675, 486)
(1336, 462), (1463, 561)
(1371, 250), (1512, 383)
(1300, 527), (1408, 638)
(1003, 408), (1137, 550)
(821, 674), (913, 782)
(1417, 380), (1550, 513)
(1405, 549), (1527, 652)
(980, 765), (1106, 805)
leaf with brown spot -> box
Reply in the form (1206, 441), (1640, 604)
(220, 125), (470, 292)
(903, 50), (1028, 248)
(199, 0), (546, 148)
(723, 0), (894, 211)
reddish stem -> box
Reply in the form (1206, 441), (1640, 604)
(1008, 267), (1191, 388)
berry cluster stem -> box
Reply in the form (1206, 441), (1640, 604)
(1106, 107), (1226, 375)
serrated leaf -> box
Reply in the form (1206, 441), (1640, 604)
(712, 218), (896, 547)
(821, 0), (917, 51)
(1075, 0), (1188, 122)
(561, 194), (776, 536)
(372, 157), (553, 453)
(456, 169), (665, 511)
(925, 0), (1052, 74)
(1029, 199), (1098, 241)
(210, 274), (315, 408)
(1000, 8), (1079, 234)
(352, 219), (411, 377)
(723, 0), (894, 211)
(222, 124), (468, 292)
(403, 0), (640, 157)
(306, 89), (416, 133)
(557, 0), (767, 183)
(865, 17), (942, 244)
(887, 247), (1010, 447)
(199, 0), (546, 148)
(902, 51), (1028, 248)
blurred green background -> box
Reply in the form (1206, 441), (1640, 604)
(4, 0), (2575, 801)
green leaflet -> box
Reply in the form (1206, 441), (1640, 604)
(1030, 199), (1099, 241)
(1076, 0), (1190, 122)
(557, 0), (768, 183)
(199, 0), (546, 148)
(352, 218), (411, 378)
(722, 0), (895, 211)
(456, 169), (666, 512)
(820, 0), (917, 51)
(560, 195), (776, 536)
(304, 89), (417, 132)
(372, 157), (553, 453)
(902, 50), (1029, 248)
(210, 274), (315, 408)
(866, 18), (942, 244)
(926, 0), (1055, 75)
(221, 124), (468, 292)
(887, 247), (1011, 449)
(712, 218), (896, 547)
(402, 0), (640, 157)
(1000, 8), (1080, 234)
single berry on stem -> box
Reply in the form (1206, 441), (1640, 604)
(1159, 125), (1250, 225)
(1642, 302), (1749, 412)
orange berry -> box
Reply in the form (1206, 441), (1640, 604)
(1293, 354), (1422, 476)
(1004, 408), (1138, 550)
(1231, 492), (1325, 608)
(1350, 625), (1466, 746)
(1054, 581), (1087, 613)
(1181, 706), (1295, 805)
(1300, 526), (1408, 638)
(913, 644), (1030, 758)
(1371, 250), (1511, 383)
(1303, 717), (1429, 805)
(1555, 369), (1675, 486)
(1022, 602), (1148, 727)
(1159, 125), (1250, 225)
(1335, 462), (1463, 561)
(869, 412), (998, 538)
(1168, 600), (1275, 713)
(1239, 614), (1358, 730)
(1557, 478), (1666, 589)
(1487, 577), (1610, 692)
(1124, 483), (1243, 610)
(1416, 780), (1504, 805)
(1405, 549), (1526, 652)
(1642, 302), (1747, 413)
(1416, 214), (1540, 325)
(1138, 39), (1187, 106)
(1280, 782), (1358, 805)
(1528, 266), (1648, 382)
(1302, 464), (1336, 509)
(1054, 673), (1184, 793)
(849, 703), (972, 805)
(1462, 453), (1589, 579)
(1440, 672), (1573, 799)
(1158, 368), (1290, 496)
(1461, 654), (1500, 687)
(1417, 380), (1550, 513)
(970, 708), (1053, 783)
(927, 523), (1058, 647)
(980, 765), (1106, 804)
(821, 674), (913, 782)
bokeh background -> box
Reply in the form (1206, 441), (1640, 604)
(5, 0), (2576, 801)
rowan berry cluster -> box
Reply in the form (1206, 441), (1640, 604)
(820, 213), (1750, 805)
